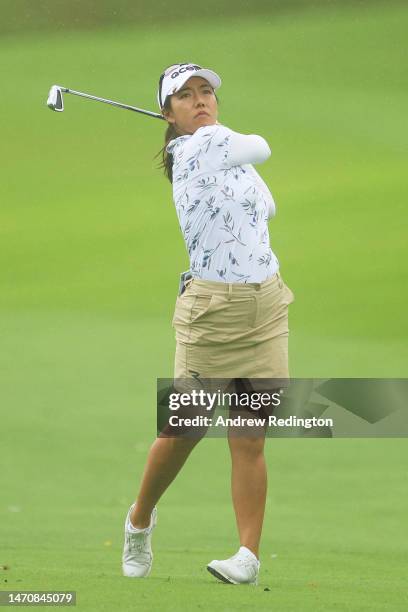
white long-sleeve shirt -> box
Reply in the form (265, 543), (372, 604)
(166, 124), (279, 283)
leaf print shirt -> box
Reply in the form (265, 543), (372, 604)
(166, 124), (279, 283)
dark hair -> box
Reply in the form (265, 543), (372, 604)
(155, 93), (219, 184)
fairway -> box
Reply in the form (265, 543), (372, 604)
(1, 2), (407, 610)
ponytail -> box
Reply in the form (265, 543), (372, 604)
(156, 123), (179, 184)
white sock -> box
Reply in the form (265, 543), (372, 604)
(127, 521), (149, 533)
(127, 514), (149, 533)
(239, 546), (259, 562)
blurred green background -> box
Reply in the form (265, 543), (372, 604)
(1, 1), (407, 610)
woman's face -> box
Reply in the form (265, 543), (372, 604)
(163, 76), (218, 135)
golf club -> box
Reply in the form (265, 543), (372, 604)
(46, 84), (165, 120)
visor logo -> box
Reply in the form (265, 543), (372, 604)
(170, 64), (202, 79)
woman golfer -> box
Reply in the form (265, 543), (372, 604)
(122, 63), (294, 585)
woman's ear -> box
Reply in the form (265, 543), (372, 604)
(162, 108), (175, 124)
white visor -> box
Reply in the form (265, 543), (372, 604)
(157, 63), (221, 109)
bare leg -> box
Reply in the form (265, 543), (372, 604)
(130, 436), (200, 528)
(228, 433), (267, 559)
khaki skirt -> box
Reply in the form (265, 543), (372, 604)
(172, 271), (294, 383)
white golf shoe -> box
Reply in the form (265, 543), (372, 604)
(207, 546), (260, 585)
(122, 503), (157, 578)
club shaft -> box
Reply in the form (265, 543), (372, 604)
(58, 86), (165, 120)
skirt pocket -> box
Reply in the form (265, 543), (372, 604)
(172, 292), (214, 327)
(191, 294), (213, 322)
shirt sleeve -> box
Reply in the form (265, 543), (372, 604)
(226, 128), (271, 167)
(187, 124), (271, 171)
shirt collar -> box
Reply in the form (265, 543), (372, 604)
(166, 134), (191, 154)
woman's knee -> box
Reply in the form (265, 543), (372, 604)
(228, 434), (265, 457)
(158, 434), (203, 454)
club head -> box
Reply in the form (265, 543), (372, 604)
(47, 85), (64, 111)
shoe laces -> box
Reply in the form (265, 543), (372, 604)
(127, 529), (150, 554)
(230, 552), (258, 570)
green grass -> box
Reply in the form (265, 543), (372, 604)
(1, 2), (407, 610)
(1, 311), (407, 609)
